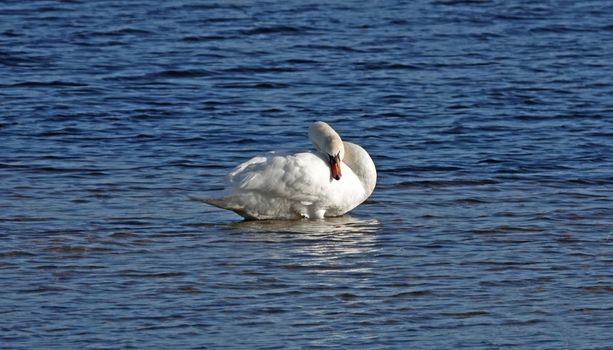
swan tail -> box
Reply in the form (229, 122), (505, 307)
(190, 196), (257, 220)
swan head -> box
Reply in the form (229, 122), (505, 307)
(309, 121), (345, 180)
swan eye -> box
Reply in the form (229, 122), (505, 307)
(328, 153), (340, 165)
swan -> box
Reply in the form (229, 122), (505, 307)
(198, 121), (376, 220)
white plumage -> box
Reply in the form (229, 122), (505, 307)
(200, 121), (377, 220)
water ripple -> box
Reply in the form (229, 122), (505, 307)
(1, 0), (612, 349)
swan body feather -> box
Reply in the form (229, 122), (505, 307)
(201, 122), (376, 220)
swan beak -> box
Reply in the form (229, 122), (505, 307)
(329, 154), (342, 180)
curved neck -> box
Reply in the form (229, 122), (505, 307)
(309, 122), (345, 159)
(343, 142), (377, 197)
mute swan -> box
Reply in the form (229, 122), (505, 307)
(199, 121), (376, 220)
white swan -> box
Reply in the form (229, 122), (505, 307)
(199, 121), (376, 220)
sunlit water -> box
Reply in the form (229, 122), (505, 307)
(1, 0), (612, 349)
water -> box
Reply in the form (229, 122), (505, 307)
(1, 0), (612, 348)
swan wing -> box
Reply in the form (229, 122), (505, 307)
(228, 151), (328, 205)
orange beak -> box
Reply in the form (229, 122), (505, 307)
(329, 154), (342, 180)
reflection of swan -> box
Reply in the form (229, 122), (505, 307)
(198, 122), (377, 220)
(229, 215), (380, 235)
(227, 216), (381, 272)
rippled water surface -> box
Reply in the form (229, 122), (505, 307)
(2, 0), (612, 348)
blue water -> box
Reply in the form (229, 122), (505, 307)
(1, 0), (612, 348)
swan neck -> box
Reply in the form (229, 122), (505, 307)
(309, 122), (344, 159)
(343, 142), (377, 196)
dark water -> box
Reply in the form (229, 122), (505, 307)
(2, 0), (612, 348)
